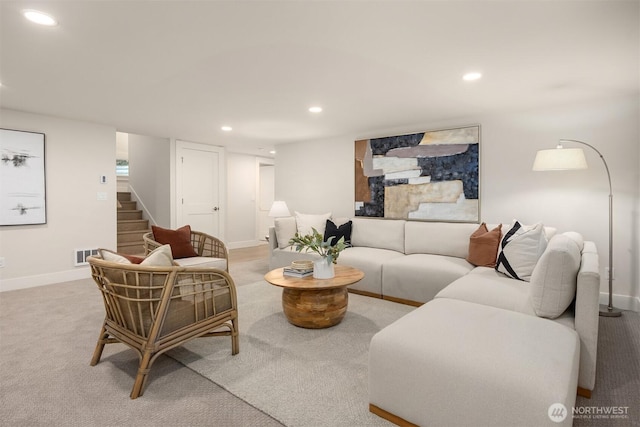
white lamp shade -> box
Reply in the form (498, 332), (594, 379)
(268, 201), (291, 217)
(532, 147), (588, 171)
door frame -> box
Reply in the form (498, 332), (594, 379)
(175, 140), (226, 242)
(256, 157), (275, 242)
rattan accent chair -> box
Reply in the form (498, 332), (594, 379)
(143, 230), (229, 271)
(88, 256), (239, 399)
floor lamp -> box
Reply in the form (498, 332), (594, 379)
(532, 139), (621, 317)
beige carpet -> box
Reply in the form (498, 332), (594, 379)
(169, 281), (414, 427)
(0, 253), (638, 426)
(0, 262), (283, 427)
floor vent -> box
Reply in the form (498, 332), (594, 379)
(75, 248), (99, 266)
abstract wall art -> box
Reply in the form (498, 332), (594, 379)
(355, 125), (479, 222)
(0, 129), (47, 225)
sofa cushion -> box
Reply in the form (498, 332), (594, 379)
(350, 218), (405, 253)
(466, 223), (502, 267)
(439, 267), (576, 329)
(174, 256), (227, 270)
(295, 211), (331, 236)
(382, 254), (474, 304)
(404, 221), (479, 258)
(496, 221), (547, 281)
(369, 298), (579, 427)
(435, 269), (536, 315)
(274, 217), (297, 249)
(337, 246), (404, 296)
(529, 233), (582, 319)
(151, 225), (199, 259)
(324, 219), (352, 246)
(269, 246), (321, 270)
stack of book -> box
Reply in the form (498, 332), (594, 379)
(283, 266), (314, 278)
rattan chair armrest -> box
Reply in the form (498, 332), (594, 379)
(143, 232), (162, 255)
(192, 231), (229, 260)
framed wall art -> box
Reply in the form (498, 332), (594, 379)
(355, 125), (479, 222)
(0, 129), (47, 225)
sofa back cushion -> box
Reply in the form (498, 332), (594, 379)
(351, 218), (405, 253)
(405, 221), (479, 258)
(295, 211), (332, 236)
(274, 217), (297, 249)
(529, 232), (583, 319)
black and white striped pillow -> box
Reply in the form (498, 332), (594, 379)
(495, 221), (548, 281)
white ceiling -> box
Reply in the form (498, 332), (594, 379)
(1, 1), (638, 156)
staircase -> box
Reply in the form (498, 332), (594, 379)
(117, 192), (150, 255)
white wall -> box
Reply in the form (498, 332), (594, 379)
(0, 109), (117, 291)
(275, 95), (640, 310)
(128, 133), (171, 227)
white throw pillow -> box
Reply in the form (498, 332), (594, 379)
(141, 244), (175, 267)
(496, 221), (548, 281)
(99, 248), (132, 264)
(529, 233), (582, 318)
(294, 211), (332, 236)
(274, 216), (297, 249)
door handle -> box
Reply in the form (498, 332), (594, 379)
(213, 207), (219, 212)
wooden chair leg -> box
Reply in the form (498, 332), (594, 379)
(130, 352), (153, 399)
(90, 323), (109, 366)
(231, 317), (240, 355)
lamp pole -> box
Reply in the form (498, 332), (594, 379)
(559, 139), (621, 317)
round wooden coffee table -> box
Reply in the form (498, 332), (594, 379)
(264, 264), (364, 329)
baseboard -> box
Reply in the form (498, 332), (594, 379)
(369, 404), (418, 427)
(347, 289), (382, 299)
(577, 386), (592, 398)
(383, 295), (424, 307)
(599, 292), (640, 313)
(0, 267), (91, 292)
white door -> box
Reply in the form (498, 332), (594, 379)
(176, 141), (225, 239)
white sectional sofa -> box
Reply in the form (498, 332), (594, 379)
(268, 216), (600, 425)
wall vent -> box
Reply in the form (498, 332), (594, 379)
(75, 248), (99, 266)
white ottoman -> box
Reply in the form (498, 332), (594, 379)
(369, 298), (579, 427)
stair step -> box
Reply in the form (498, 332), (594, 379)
(117, 192), (131, 202)
(117, 241), (146, 255)
(117, 209), (143, 221)
(118, 201), (137, 210)
(117, 219), (149, 232)
(117, 229), (151, 243)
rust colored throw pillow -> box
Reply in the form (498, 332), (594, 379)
(123, 254), (144, 264)
(466, 223), (502, 267)
(99, 248), (144, 264)
(151, 225), (198, 259)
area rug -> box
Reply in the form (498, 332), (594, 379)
(168, 280), (415, 427)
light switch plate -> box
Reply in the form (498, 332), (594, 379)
(97, 192), (107, 200)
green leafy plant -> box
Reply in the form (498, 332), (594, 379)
(288, 228), (347, 265)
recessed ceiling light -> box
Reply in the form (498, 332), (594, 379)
(221, 126), (232, 132)
(23, 10), (58, 26)
(463, 72), (482, 81)
(309, 106), (323, 113)
(269, 150), (276, 155)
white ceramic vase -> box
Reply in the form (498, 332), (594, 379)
(313, 258), (335, 279)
